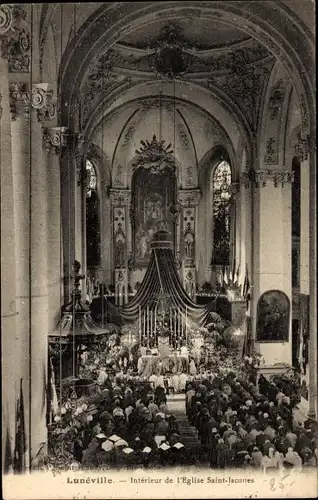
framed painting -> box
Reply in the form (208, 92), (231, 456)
(256, 290), (290, 342)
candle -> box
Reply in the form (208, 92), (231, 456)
(150, 308), (153, 339)
(146, 306), (149, 347)
(143, 309), (146, 343)
(139, 306), (141, 343)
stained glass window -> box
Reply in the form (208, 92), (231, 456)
(86, 159), (97, 198)
(86, 160), (100, 267)
(212, 160), (232, 265)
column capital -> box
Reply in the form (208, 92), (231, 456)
(293, 132), (315, 162)
(9, 82), (29, 121)
(178, 188), (201, 207)
(32, 84), (56, 122)
(240, 168), (294, 188)
(0, 5), (30, 73)
(109, 188), (131, 206)
(43, 126), (68, 154)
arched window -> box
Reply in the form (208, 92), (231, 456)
(85, 159), (100, 267)
(212, 160), (232, 265)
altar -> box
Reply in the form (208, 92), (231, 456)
(139, 353), (189, 377)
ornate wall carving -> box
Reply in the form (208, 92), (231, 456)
(179, 189), (201, 298)
(268, 79), (285, 120)
(0, 5), (30, 73)
(264, 137), (278, 165)
(240, 169), (294, 188)
(109, 189), (131, 305)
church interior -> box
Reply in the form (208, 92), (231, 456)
(1, 2), (317, 473)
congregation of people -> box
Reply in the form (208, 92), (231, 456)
(67, 371), (196, 469)
(186, 372), (318, 471)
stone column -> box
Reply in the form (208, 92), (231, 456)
(58, 130), (75, 304)
(1, 3), (31, 469)
(308, 151), (317, 419)
(43, 127), (62, 333)
(10, 83), (31, 459)
(293, 133), (317, 418)
(0, 50), (19, 470)
(29, 84), (56, 459)
(179, 189), (201, 300)
(109, 189), (131, 305)
(243, 169), (294, 366)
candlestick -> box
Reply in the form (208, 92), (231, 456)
(185, 306), (188, 346)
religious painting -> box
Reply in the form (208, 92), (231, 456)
(131, 165), (176, 268)
(256, 290), (290, 342)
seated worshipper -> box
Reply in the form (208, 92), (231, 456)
(166, 415), (180, 438)
(251, 446), (264, 468)
(81, 438), (100, 468)
(148, 396), (160, 422)
(159, 398), (170, 416)
(263, 421), (277, 441)
(122, 387), (135, 408)
(273, 426), (290, 454)
(285, 428), (298, 449)
(224, 406), (236, 423)
(300, 447), (317, 467)
(283, 447), (302, 470)
(216, 438), (234, 469)
(154, 385), (166, 406)
(156, 412), (170, 437)
(261, 447), (281, 473)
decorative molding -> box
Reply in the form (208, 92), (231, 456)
(178, 188), (201, 207)
(43, 127), (68, 154)
(268, 79), (285, 120)
(37, 99), (57, 123)
(241, 169), (294, 188)
(264, 137), (278, 164)
(0, 5), (30, 73)
(113, 164), (125, 187)
(31, 84), (56, 123)
(141, 98), (174, 112)
(0, 5), (14, 35)
(81, 49), (125, 127)
(209, 64), (271, 130)
(109, 188), (131, 206)
(293, 132), (315, 162)
(133, 135), (175, 173)
(9, 82), (29, 121)
(300, 94), (309, 132)
(185, 165), (196, 188)
(150, 23), (194, 79)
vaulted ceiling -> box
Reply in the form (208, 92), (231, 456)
(38, 1), (315, 160)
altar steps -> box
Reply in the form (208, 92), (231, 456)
(167, 394), (209, 465)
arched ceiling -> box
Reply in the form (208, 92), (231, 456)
(39, 1), (315, 150)
(118, 17), (250, 50)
